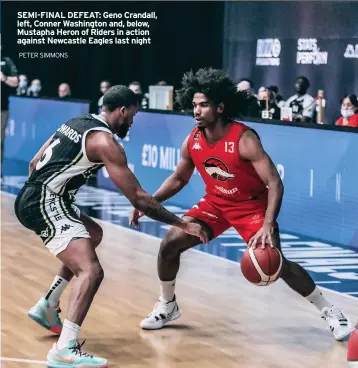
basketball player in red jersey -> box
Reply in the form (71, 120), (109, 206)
(130, 68), (352, 340)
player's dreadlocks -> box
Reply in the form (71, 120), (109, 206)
(175, 67), (247, 119)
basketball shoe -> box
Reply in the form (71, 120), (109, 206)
(348, 323), (358, 366)
(321, 306), (352, 341)
(140, 295), (182, 330)
(47, 339), (107, 368)
(28, 297), (62, 334)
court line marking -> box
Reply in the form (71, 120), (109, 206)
(0, 357), (46, 364)
(2, 190), (358, 302)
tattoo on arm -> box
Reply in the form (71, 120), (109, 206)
(142, 197), (183, 226)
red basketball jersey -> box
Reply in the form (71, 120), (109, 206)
(188, 121), (268, 205)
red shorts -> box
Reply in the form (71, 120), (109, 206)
(184, 193), (274, 244)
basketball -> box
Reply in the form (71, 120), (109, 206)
(240, 246), (283, 286)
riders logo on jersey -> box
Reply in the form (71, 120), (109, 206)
(193, 132), (200, 141)
(203, 157), (235, 182)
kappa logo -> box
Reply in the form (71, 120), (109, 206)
(192, 142), (202, 150)
(61, 224), (73, 233)
(203, 157), (235, 182)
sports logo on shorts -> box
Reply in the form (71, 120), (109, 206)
(203, 157), (235, 182)
(40, 228), (50, 238)
(61, 224), (73, 233)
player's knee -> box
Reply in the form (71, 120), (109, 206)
(80, 262), (104, 285)
(88, 262), (104, 285)
(158, 237), (181, 261)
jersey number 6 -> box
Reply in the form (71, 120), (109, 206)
(36, 138), (61, 170)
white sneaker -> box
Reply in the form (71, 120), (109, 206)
(140, 295), (182, 330)
(321, 306), (353, 341)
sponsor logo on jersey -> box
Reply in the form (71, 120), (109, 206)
(193, 131), (200, 141)
(57, 124), (82, 143)
(203, 157), (235, 182)
(215, 186), (238, 195)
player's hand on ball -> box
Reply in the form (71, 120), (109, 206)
(248, 222), (275, 249)
(183, 222), (209, 244)
(129, 208), (144, 228)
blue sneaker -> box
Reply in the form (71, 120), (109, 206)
(46, 339), (108, 368)
(28, 297), (63, 334)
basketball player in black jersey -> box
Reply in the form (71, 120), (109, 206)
(15, 85), (208, 367)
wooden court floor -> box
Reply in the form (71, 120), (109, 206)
(1, 193), (357, 368)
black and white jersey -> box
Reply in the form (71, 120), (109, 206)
(28, 113), (113, 198)
(285, 94), (315, 119)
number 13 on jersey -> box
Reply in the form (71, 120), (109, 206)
(225, 141), (235, 153)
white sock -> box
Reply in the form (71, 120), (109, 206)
(45, 276), (69, 308)
(306, 287), (332, 311)
(160, 279), (176, 302)
(57, 319), (80, 351)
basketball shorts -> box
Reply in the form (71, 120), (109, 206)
(184, 193), (277, 243)
(14, 184), (90, 256)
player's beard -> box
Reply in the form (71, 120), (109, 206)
(117, 123), (129, 139)
(197, 125), (205, 131)
(197, 118), (216, 131)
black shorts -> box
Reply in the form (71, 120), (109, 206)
(14, 184), (90, 255)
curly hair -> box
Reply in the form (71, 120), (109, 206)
(175, 67), (247, 119)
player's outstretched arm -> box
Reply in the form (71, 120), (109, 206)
(29, 134), (54, 176)
(129, 135), (194, 227)
(239, 130), (284, 248)
(86, 131), (208, 243)
(152, 135), (195, 202)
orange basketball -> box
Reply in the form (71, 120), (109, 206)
(240, 246), (283, 286)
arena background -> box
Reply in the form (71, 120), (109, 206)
(223, 1), (358, 125)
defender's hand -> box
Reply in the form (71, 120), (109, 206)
(182, 222), (209, 244)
